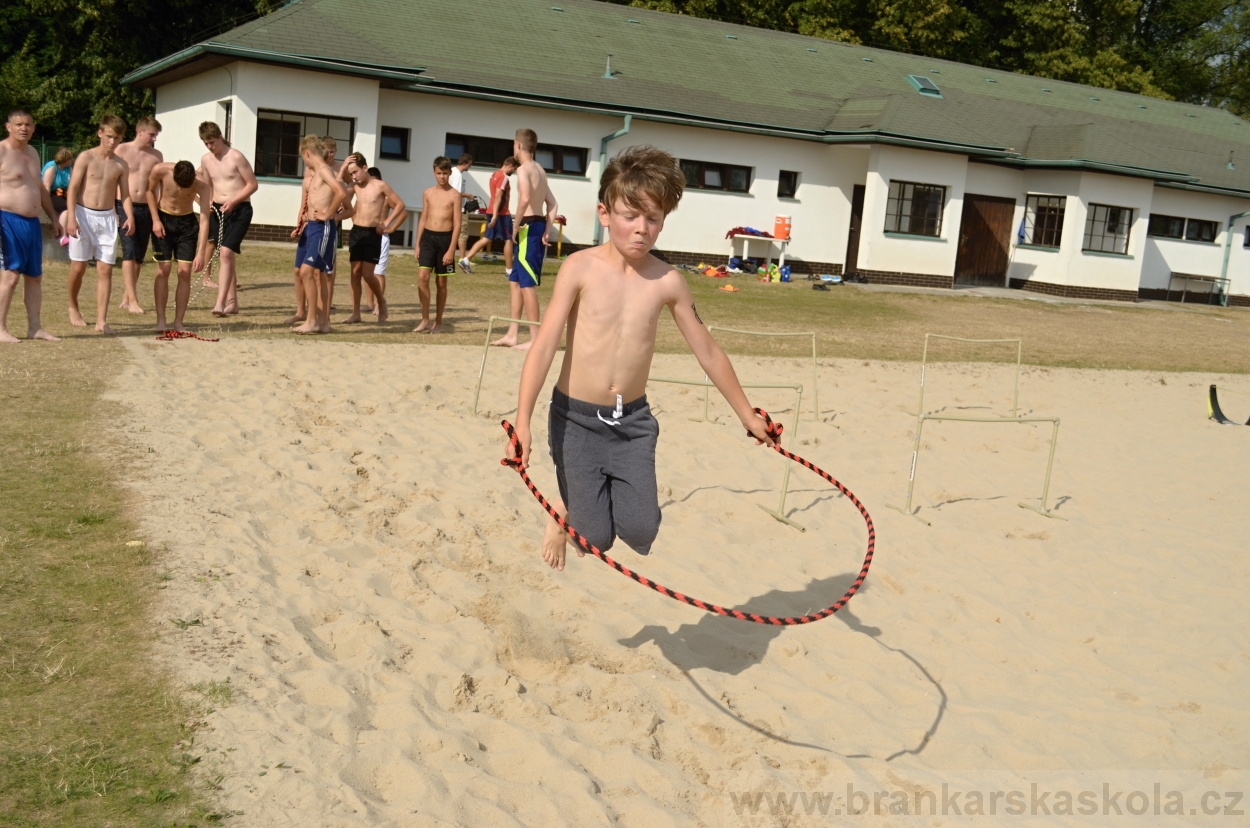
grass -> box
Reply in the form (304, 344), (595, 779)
(0, 342), (224, 827)
(25, 242), (1250, 372)
(0, 239), (1246, 823)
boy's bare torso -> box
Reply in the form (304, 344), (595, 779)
(514, 159), (550, 218)
(150, 164), (205, 215)
(77, 148), (129, 210)
(305, 163), (342, 220)
(0, 138), (43, 217)
(423, 184), (458, 232)
(557, 247), (680, 405)
(352, 179), (390, 228)
(201, 148), (249, 204)
(116, 142), (162, 203)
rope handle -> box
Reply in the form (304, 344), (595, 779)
(500, 409), (875, 625)
(156, 330), (220, 342)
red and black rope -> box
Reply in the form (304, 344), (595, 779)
(500, 409), (875, 625)
(156, 330), (220, 342)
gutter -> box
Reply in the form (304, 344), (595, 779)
(592, 115), (631, 245)
(994, 157), (1198, 185)
(121, 42), (427, 86)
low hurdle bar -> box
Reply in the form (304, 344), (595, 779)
(651, 375), (807, 532)
(473, 315), (539, 415)
(705, 326), (820, 422)
(887, 333), (1061, 524)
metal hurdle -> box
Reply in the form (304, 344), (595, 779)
(705, 326), (820, 421)
(473, 315), (538, 415)
(650, 375), (807, 532)
(887, 334), (1063, 525)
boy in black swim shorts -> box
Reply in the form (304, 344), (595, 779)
(148, 159), (211, 331)
(411, 156), (461, 334)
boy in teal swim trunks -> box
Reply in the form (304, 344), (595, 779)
(0, 108), (64, 343)
(512, 146), (775, 570)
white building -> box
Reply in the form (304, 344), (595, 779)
(124, 0), (1250, 305)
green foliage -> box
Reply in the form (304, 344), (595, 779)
(0, 0), (279, 148)
(611, 0), (1249, 112)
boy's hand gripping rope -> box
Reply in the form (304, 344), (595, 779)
(500, 410), (875, 625)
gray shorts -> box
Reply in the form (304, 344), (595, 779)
(549, 387), (661, 555)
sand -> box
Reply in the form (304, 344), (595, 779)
(107, 337), (1249, 826)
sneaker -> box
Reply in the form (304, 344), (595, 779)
(458, 257), (474, 274)
(59, 235), (70, 246)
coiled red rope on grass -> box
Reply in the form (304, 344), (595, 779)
(500, 409), (875, 625)
(156, 330), (220, 342)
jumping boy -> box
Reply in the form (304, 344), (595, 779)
(66, 113), (134, 335)
(342, 152), (404, 324)
(509, 128), (558, 351)
(198, 121), (257, 317)
(0, 108), (63, 343)
(412, 156), (461, 334)
(115, 115), (163, 314)
(513, 146), (774, 570)
(147, 159), (212, 332)
(293, 135), (349, 335)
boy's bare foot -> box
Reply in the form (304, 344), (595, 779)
(428, 322), (441, 334)
(342, 313), (362, 324)
(201, 276), (217, 288)
(172, 323), (186, 333)
(211, 307), (226, 317)
(363, 305), (374, 314)
(31, 329), (59, 341)
(282, 314), (306, 325)
(292, 320), (318, 334)
(318, 322), (332, 334)
(0, 330), (20, 344)
(156, 323), (168, 332)
(376, 300), (388, 324)
(412, 320), (431, 333)
(541, 512), (582, 570)
(490, 335), (518, 347)
(68, 309), (87, 327)
(121, 301), (145, 314)
(95, 322), (116, 335)
(512, 341), (532, 352)
(224, 303), (239, 315)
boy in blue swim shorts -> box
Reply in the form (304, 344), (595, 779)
(0, 108), (63, 343)
(512, 146), (775, 570)
(508, 128), (558, 351)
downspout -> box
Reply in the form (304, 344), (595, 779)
(592, 115), (632, 245)
(1218, 209), (1250, 307)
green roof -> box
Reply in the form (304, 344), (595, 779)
(123, 0), (1250, 195)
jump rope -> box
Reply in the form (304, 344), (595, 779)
(155, 206), (225, 342)
(500, 409), (875, 625)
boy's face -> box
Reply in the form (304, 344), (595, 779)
(136, 127), (160, 147)
(5, 115), (35, 142)
(347, 161), (369, 185)
(434, 167), (450, 186)
(98, 127), (122, 151)
(599, 197), (665, 258)
(203, 136), (225, 156)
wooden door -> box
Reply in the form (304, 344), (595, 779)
(954, 194), (1015, 286)
(844, 185), (865, 276)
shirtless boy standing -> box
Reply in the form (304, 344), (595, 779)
(412, 156), (461, 334)
(512, 146), (773, 570)
(67, 113), (133, 335)
(293, 136), (350, 335)
(509, 128), (559, 351)
(115, 115), (163, 314)
(147, 160), (211, 332)
(0, 108), (63, 343)
(342, 152), (403, 324)
(198, 121), (257, 317)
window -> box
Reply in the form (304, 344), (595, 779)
(1185, 218), (1218, 243)
(1244, 226), (1250, 248)
(444, 133), (589, 175)
(1147, 214), (1185, 239)
(255, 109), (354, 178)
(219, 100), (233, 144)
(885, 180), (946, 237)
(1024, 194), (1066, 247)
(778, 170), (799, 199)
(379, 126), (410, 161)
(1083, 203), (1133, 254)
(680, 159), (752, 193)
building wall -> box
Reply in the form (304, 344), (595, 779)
(151, 64), (239, 166)
(1008, 170), (1082, 289)
(858, 144), (969, 284)
(1140, 187), (1249, 297)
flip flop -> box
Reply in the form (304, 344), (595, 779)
(718, 284), (740, 292)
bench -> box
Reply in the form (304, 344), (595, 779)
(1166, 272), (1229, 306)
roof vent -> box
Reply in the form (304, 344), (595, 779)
(806, 48), (817, 53)
(603, 54), (618, 79)
(907, 75), (942, 98)
(862, 57), (873, 62)
(725, 34), (738, 39)
(1228, 151), (1236, 170)
(1041, 88), (1052, 93)
(986, 78), (997, 83)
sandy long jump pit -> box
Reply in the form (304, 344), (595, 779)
(110, 338), (1248, 826)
